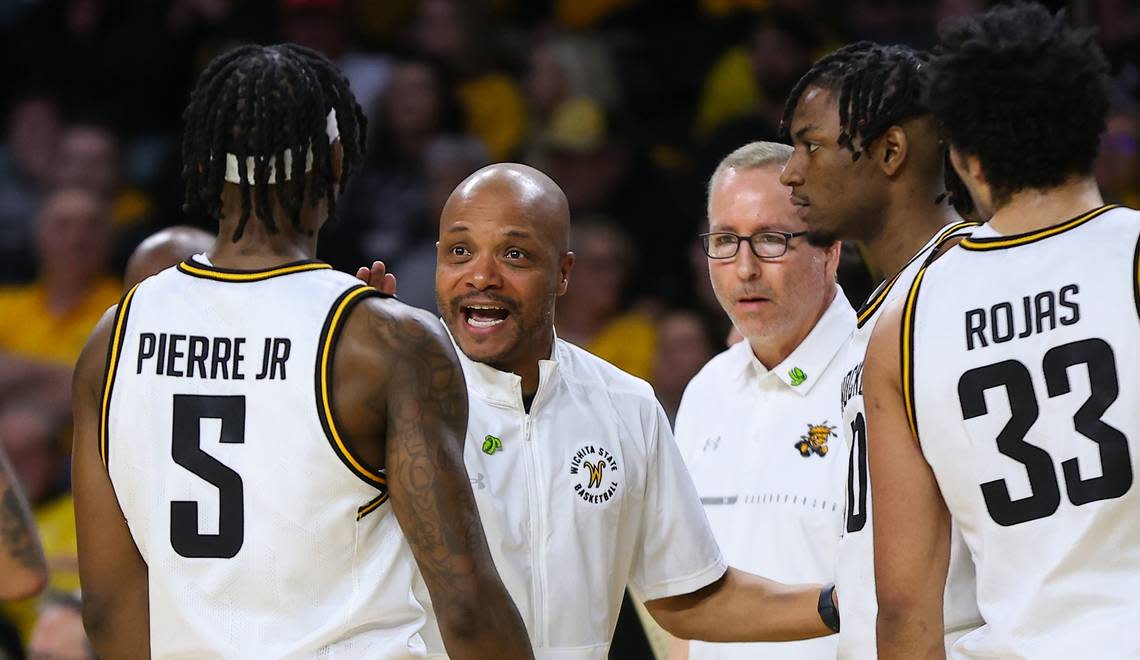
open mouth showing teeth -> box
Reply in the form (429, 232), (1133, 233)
(463, 304), (510, 328)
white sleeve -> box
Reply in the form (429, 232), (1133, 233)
(629, 402), (727, 601)
(672, 379), (702, 469)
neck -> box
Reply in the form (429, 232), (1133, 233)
(989, 176), (1104, 235)
(502, 329), (555, 398)
(863, 187), (959, 279)
(211, 187), (322, 269)
(748, 285), (835, 370)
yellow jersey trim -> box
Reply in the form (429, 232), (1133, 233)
(960, 205), (1118, 251)
(99, 283), (141, 468)
(177, 259), (331, 282)
(856, 220), (979, 327)
(316, 285), (388, 490)
(900, 262), (929, 442)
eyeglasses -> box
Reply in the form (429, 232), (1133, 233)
(699, 230), (809, 259)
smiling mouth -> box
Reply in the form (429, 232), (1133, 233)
(462, 304), (510, 328)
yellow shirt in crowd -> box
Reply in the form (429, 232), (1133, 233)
(0, 277), (122, 366)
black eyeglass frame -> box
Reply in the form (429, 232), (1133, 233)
(698, 230), (810, 259)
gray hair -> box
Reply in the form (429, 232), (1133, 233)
(707, 141), (793, 203)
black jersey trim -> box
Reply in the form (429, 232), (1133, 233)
(856, 221), (979, 328)
(356, 492), (390, 520)
(99, 283), (141, 468)
(959, 205), (1118, 251)
(900, 260), (931, 444)
(177, 258), (330, 282)
(1133, 231), (1140, 325)
(315, 284), (390, 491)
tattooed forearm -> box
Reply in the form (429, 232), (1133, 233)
(0, 450), (47, 595)
(379, 310), (532, 658)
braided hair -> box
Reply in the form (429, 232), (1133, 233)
(181, 44), (368, 241)
(781, 41), (972, 213)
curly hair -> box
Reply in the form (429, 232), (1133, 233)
(181, 44), (367, 241)
(926, 2), (1109, 205)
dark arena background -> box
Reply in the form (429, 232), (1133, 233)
(1, 0), (1137, 658)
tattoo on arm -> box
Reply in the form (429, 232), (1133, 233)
(1, 465), (44, 571)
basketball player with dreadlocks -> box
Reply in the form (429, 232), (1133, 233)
(70, 45), (532, 659)
(779, 41), (982, 658)
(866, 3), (1140, 657)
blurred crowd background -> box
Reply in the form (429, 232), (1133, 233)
(0, 0), (1138, 657)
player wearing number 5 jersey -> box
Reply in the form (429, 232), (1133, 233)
(70, 45), (532, 660)
(866, 4), (1140, 659)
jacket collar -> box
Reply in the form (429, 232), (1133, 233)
(734, 284), (855, 396)
(441, 320), (561, 412)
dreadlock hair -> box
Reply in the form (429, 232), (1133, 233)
(781, 41), (931, 162)
(181, 44), (368, 241)
(926, 2), (1109, 207)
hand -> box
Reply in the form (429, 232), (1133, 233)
(355, 260), (398, 296)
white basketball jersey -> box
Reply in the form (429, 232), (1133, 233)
(907, 205), (1140, 659)
(836, 221), (983, 659)
(102, 256), (427, 659)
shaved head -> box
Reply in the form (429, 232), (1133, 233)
(436, 162), (576, 389)
(125, 226), (214, 288)
(444, 163), (571, 254)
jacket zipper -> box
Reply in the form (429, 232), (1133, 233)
(522, 412), (546, 646)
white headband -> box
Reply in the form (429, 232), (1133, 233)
(223, 109), (340, 185)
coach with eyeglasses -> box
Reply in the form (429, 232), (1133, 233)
(671, 141), (852, 660)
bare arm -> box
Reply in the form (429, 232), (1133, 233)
(864, 300), (949, 660)
(72, 308), (150, 658)
(645, 568), (831, 642)
(341, 300), (531, 659)
(0, 444), (47, 600)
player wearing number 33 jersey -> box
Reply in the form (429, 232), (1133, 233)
(904, 204), (1140, 657)
(866, 5), (1140, 658)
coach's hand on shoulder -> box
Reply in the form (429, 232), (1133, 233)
(354, 260), (397, 296)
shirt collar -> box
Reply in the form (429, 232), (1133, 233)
(737, 284), (855, 396)
(441, 319), (561, 411)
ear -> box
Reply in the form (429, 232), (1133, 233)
(876, 126), (908, 177)
(824, 240), (843, 281)
(557, 251), (576, 297)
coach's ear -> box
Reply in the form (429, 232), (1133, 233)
(876, 125), (908, 177)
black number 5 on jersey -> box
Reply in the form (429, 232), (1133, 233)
(958, 338), (1132, 526)
(171, 394), (246, 558)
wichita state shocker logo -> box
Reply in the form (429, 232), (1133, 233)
(569, 444), (620, 504)
(795, 422), (836, 458)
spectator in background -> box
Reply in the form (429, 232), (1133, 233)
(394, 135), (491, 313)
(279, 0), (393, 122)
(534, 97), (691, 297)
(0, 95), (62, 283)
(325, 56), (467, 271)
(524, 33), (621, 154)
(672, 141), (849, 660)
(652, 308), (719, 424)
(694, 10), (820, 144)
(556, 219), (657, 381)
(56, 122), (154, 231)
(0, 189), (120, 416)
(1096, 105), (1140, 207)
(27, 592), (95, 660)
(411, 0), (527, 159)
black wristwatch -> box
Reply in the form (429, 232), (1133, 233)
(818, 582), (840, 633)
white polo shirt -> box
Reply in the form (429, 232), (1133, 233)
(676, 285), (854, 660)
(419, 331), (727, 659)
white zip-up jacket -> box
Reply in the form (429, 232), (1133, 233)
(420, 332), (727, 659)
